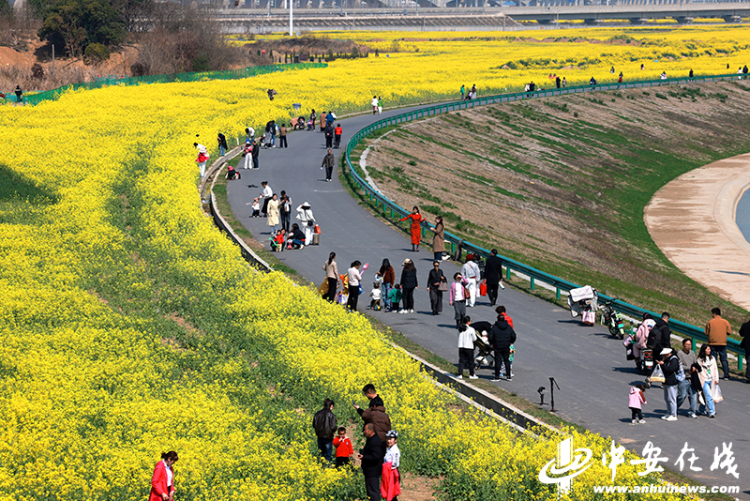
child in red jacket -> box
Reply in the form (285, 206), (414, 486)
(332, 427), (354, 468)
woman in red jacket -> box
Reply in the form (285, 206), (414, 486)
(399, 206), (426, 252)
(150, 451), (178, 501)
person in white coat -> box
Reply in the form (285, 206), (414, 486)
(461, 254), (481, 308)
(457, 316), (479, 379)
(296, 202), (315, 244)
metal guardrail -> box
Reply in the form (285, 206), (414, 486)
(20, 62), (327, 106)
(343, 72), (747, 368)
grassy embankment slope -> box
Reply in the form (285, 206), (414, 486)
(364, 81), (750, 329)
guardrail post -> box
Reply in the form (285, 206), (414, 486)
(530, 277), (535, 291)
(739, 354), (744, 371)
(506, 268), (511, 280)
(691, 338), (697, 353)
(556, 287), (561, 300)
(451, 242), (456, 255)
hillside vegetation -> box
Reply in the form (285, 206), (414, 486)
(365, 80), (750, 328)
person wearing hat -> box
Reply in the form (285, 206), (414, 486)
(381, 430), (401, 501)
(296, 202), (315, 244)
(656, 347), (681, 421)
(399, 258), (418, 314)
(194, 143), (209, 178)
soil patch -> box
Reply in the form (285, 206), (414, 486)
(364, 81), (750, 328)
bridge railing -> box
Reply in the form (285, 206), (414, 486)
(18, 62), (327, 106)
(344, 72), (747, 366)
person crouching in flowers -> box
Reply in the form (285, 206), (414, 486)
(150, 451), (178, 501)
(381, 430), (401, 501)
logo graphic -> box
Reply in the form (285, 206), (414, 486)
(539, 437), (593, 494)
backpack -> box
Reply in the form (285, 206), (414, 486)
(675, 362), (686, 382)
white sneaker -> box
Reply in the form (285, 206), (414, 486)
(399, 310), (406, 314)
(409, 309), (415, 313)
(660, 415), (669, 420)
(490, 378), (501, 382)
(469, 375), (478, 379)
(665, 415), (678, 422)
(630, 419), (638, 425)
(300, 244), (304, 249)
(638, 419), (646, 424)
(456, 375), (463, 380)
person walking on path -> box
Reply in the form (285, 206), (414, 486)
(399, 206), (426, 252)
(323, 252), (339, 302)
(555, 76), (561, 89)
(149, 451), (178, 501)
(489, 310), (516, 382)
(322, 149), (335, 182)
(358, 423), (385, 501)
(697, 344), (719, 417)
(266, 194), (280, 233)
(334, 124), (343, 149)
(705, 307), (732, 380)
(279, 123), (288, 148)
(259, 181), (272, 216)
(217, 132), (228, 156)
(312, 398), (338, 464)
(426, 261), (446, 315)
(14, 85), (22, 104)
(296, 202), (315, 244)
(456, 316), (478, 380)
(676, 338), (698, 418)
(628, 384), (647, 425)
(194, 143), (209, 178)
(377, 96), (383, 114)
(379, 259), (395, 311)
(460, 84), (465, 100)
(346, 261), (363, 312)
(656, 348), (681, 421)
(251, 138), (260, 169)
(381, 430), (401, 501)
(484, 249), (505, 307)
(324, 122), (334, 149)
(242, 141), (253, 170)
(371, 95), (379, 115)
(461, 254), (481, 308)
(280, 191), (292, 232)
(399, 258), (418, 314)
(449, 272), (469, 328)
(430, 215), (445, 262)
(740, 318), (750, 383)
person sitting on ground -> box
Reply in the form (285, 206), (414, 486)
(270, 229), (285, 252)
(287, 223), (306, 249)
(226, 165), (241, 180)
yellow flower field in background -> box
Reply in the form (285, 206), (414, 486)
(2, 24), (746, 499)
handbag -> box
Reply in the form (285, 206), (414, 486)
(479, 279), (487, 296)
(650, 364), (666, 383)
(712, 384), (723, 404)
(314, 224), (321, 234)
(438, 279), (449, 292)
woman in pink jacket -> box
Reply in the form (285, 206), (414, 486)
(633, 314), (655, 371)
(149, 451), (178, 501)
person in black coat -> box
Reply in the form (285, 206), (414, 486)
(358, 423), (384, 501)
(657, 348), (681, 420)
(489, 314), (516, 381)
(740, 319), (750, 383)
(484, 249), (505, 306)
(400, 259), (418, 313)
(647, 313), (672, 362)
(426, 261), (446, 315)
(324, 123), (334, 149)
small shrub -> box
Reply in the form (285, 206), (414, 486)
(655, 93), (668, 100)
(408, 160), (417, 166)
(31, 63), (45, 80)
(84, 43), (110, 65)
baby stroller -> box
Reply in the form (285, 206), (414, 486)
(567, 285), (598, 326)
(472, 321), (495, 370)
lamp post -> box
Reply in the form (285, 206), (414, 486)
(289, 0), (293, 35)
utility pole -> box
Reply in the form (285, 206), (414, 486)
(52, 44), (55, 78)
(289, 0), (293, 35)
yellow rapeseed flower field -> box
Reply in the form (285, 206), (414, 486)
(3, 24), (748, 499)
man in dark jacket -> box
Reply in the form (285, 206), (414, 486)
(484, 249), (505, 306)
(251, 139), (260, 169)
(358, 423), (384, 501)
(657, 348), (681, 421)
(647, 312), (672, 361)
(489, 316), (516, 382)
(312, 398), (337, 464)
(740, 319), (750, 383)
(321, 149), (335, 182)
(324, 122), (334, 148)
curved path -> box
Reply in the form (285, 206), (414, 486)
(226, 102), (749, 497)
(645, 153), (750, 311)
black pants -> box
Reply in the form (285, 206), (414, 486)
(487, 282), (499, 306)
(326, 136), (333, 148)
(630, 407), (643, 420)
(458, 348), (475, 376)
(710, 345), (730, 379)
(403, 287), (415, 310)
(334, 135), (341, 148)
(347, 286), (360, 311)
(261, 197), (270, 215)
(279, 136), (288, 148)
(324, 277), (338, 302)
(364, 474), (381, 501)
(281, 212), (291, 232)
(429, 288), (443, 314)
(335, 457), (350, 468)
(494, 349), (511, 379)
(325, 166), (333, 181)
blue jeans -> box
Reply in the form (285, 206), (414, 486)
(710, 345), (729, 379)
(271, 133), (276, 146)
(699, 381), (715, 416)
(676, 379), (696, 414)
(219, 145), (226, 156)
(317, 438), (333, 463)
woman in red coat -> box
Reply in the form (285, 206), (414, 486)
(149, 451), (178, 501)
(399, 206), (426, 252)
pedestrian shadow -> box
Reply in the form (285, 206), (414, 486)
(557, 319), (581, 324)
(437, 324), (458, 329)
(612, 366), (641, 375)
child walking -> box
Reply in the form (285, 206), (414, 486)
(457, 316), (478, 380)
(388, 284), (402, 313)
(628, 384), (647, 424)
(332, 427), (354, 468)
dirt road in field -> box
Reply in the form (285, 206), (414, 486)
(645, 153), (750, 311)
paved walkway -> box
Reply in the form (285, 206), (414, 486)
(645, 153), (750, 311)
(226, 104), (749, 497)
